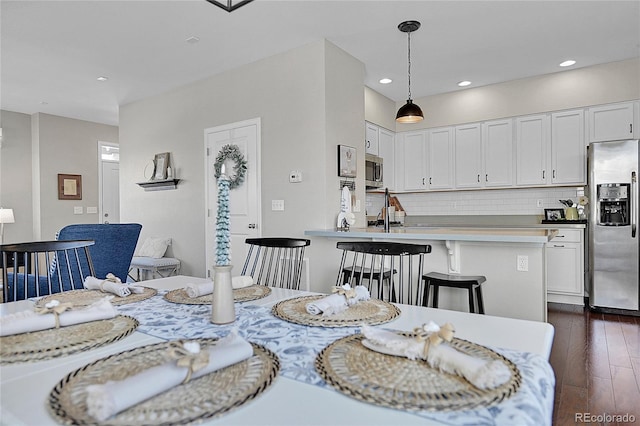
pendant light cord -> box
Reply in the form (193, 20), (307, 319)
(407, 30), (412, 100)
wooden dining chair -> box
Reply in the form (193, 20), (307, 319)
(241, 238), (311, 290)
(336, 241), (432, 305)
(1, 240), (96, 302)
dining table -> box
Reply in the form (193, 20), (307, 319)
(0, 275), (555, 425)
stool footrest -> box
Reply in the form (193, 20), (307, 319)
(422, 272), (486, 314)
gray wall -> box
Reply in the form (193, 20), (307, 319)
(394, 58), (640, 132)
(119, 40), (365, 288)
(0, 111), (118, 243)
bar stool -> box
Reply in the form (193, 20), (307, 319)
(422, 271), (487, 314)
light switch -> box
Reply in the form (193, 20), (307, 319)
(271, 200), (285, 211)
(74, 206), (83, 215)
(87, 206), (98, 214)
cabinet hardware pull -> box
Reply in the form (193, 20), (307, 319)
(366, 140), (370, 148)
(631, 124), (633, 134)
(556, 235), (565, 237)
(477, 174), (480, 182)
(429, 177), (432, 185)
(553, 244), (565, 248)
(553, 170), (556, 179)
(422, 178), (425, 185)
(542, 170), (545, 179)
(485, 174), (488, 182)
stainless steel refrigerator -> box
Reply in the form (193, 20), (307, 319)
(588, 139), (639, 313)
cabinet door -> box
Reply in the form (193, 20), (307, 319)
(552, 109), (585, 185)
(482, 119), (513, 187)
(402, 131), (427, 190)
(428, 127), (454, 189)
(454, 123), (482, 188)
(365, 122), (379, 155)
(378, 127), (395, 190)
(588, 102), (634, 142)
(516, 114), (549, 186)
(546, 243), (583, 295)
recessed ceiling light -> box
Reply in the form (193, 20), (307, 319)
(559, 60), (576, 67)
(186, 36), (200, 44)
(40, 101), (48, 105)
(457, 80), (472, 87)
(379, 78), (392, 84)
(97, 76), (109, 82)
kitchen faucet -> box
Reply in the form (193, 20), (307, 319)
(384, 188), (390, 232)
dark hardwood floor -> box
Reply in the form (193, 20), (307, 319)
(548, 303), (640, 425)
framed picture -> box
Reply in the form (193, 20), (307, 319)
(58, 174), (82, 200)
(544, 208), (565, 221)
(153, 152), (170, 180)
(337, 145), (356, 178)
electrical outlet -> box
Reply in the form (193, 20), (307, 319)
(517, 255), (529, 272)
(271, 200), (285, 211)
(536, 199), (543, 208)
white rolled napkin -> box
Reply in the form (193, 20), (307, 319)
(84, 274), (145, 298)
(0, 297), (117, 337)
(184, 276), (253, 298)
(305, 284), (370, 316)
(85, 331), (253, 421)
(361, 322), (511, 390)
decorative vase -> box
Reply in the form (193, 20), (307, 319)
(565, 207), (579, 221)
(211, 264), (235, 324)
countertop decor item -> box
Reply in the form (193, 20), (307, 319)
(396, 20), (424, 123)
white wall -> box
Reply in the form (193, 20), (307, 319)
(119, 40), (365, 288)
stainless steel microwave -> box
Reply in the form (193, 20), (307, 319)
(365, 153), (383, 188)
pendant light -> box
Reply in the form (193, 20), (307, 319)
(396, 20), (424, 123)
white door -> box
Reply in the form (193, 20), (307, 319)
(205, 119), (261, 278)
(98, 142), (120, 224)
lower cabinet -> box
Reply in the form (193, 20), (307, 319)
(546, 229), (585, 305)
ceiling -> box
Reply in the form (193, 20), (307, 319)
(2, 1), (639, 126)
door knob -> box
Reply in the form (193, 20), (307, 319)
(248, 224), (256, 229)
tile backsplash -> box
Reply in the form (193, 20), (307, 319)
(366, 187), (585, 217)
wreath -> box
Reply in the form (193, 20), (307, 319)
(214, 144), (247, 189)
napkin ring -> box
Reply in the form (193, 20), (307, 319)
(35, 300), (73, 328)
(99, 273), (121, 292)
(332, 285), (357, 299)
(414, 322), (455, 358)
(168, 341), (210, 384)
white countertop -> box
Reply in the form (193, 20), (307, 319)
(305, 226), (558, 243)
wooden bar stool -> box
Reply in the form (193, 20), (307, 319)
(422, 271), (487, 314)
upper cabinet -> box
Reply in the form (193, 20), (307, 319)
(401, 131), (428, 191)
(588, 101), (636, 143)
(551, 109), (585, 185)
(483, 119), (514, 187)
(427, 127), (454, 190)
(454, 123), (483, 188)
(365, 122), (380, 155)
(516, 114), (549, 186)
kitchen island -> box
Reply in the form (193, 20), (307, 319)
(305, 226), (559, 322)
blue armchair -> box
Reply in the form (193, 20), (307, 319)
(57, 223), (142, 283)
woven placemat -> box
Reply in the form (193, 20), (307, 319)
(36, 287), (158, 307)
(1, 315), (139, 364)
(48, 339), (280, 426)
(272, 295), (400, 327)
(163, 285), (272, 305)
(315, 333), (521, 412)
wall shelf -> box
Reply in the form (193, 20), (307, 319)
(137, 179), (181, 191)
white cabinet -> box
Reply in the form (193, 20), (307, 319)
(588, 101), (636, 142)
(455, 120), (513, 189)
(546, 229), (584, 305)
(454, 123), (483, 188)
(427, 127), (454, 190)
(515, 114), (549, 186)
(378, 127), (395, 190)
(401, 131), (427, 190)
(482, 119), (513, 187)
(365, 122), (379, 155)
(551, 109), (585, 185)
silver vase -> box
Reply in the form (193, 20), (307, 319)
(211, 264), (235, 324)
